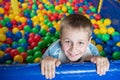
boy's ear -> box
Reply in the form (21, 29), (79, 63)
(88, 36), (92, 43)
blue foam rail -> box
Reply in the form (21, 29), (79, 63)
(0, 60), (120, 80)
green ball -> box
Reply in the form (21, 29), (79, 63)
(39, 29), (47, 36)
(44, 35), (52, 44)
(17, 47), (25, 53)
(78, 8), (84, 13)
(112, 51), (120, 60)
(102, 34), (110, 42)
(112, 31), (120, 37)
(32, 27), (39, 34)
(38, 41), (47, 49)
(34, 51), (42, 58)
(5, 60), (12, 64)
(33, 46), (41, 52)
(47, 22), (53, 27)
(0, 20), (6, 26)
(90, 7), (96, 12)
(19, 38), (26, 44)
(26, 55), (34, 63)
(4, 17), (10, 22)
(55, 31), (60, 38)
(46, 32), (54, 37)
(97, 33), (102, 39)
(27, 49), (34, 55)
(99, 51), (106, 57)
(24, 25), (32, 32)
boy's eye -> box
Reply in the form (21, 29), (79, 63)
(65, 40), (71, 43)
(79, 42), (84, 44)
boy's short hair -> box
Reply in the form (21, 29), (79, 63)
(60, 14), (92, 37)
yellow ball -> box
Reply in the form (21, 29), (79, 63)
(22, 3), (28, 9)
(94, 29), (100, 34)
(0, 7), (4, 14)
(107, 27), (115, 34)
(14, 55), (23, 63)
(91, 19), (96, 24)
(20, 30), (25, 36)
(2, 27), (8, 33)
(14, 15), (20, 22)
(12, 27), (20, 34)
(91, 40), (96, 45)
(62, 6), (67, 12)
(0, 34), (6, 42)
(34, 57), (41, 63)
(100, 28), (107, 34)
(96, 44), (103, 51)
(20, 17), (26, 23)
(104, 18), (111, 26)
(55, 5), (60, 10)
(116, 42), (120, 47)
(0, 50), (4, 57)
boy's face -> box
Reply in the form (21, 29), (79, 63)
(61, 28), (91, 61)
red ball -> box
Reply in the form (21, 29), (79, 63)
(11, 19), (17, 25)
(28, 37), (34, 44)
(5, 48), (12, 53)
(10, 49), (19, 58)
(5, 38), (13, 44)
(29, 33), (35, 38)
(95, 14), (101, 20)
(93, 24), (99, 28)
(30, 42), (37, 49)
(21, 52), (28, 60)
(34, 34), (41, 42)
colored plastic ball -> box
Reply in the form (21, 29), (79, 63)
(3, 53), (12, 60)
(39, 29), (47, 36)
(106, 40), (115, 47)
(24, 25), (32, 32)
(116, 42), (120, 47)
(0, 7), (4, 14)
(5, 60), (12, 64)
(104, 46), (113, 55)
(32, 27), (39, 34)
(112, 46), (120, 52)
(112, 35), (120, 43)
(104, 18), (111, 26)
(38, 41), (47, 49)
(17, 47), (25, 53)
(0, 44), (9, 51)
(10, 49), (19, 58)
(34, 34), (41, 42)
(27, 49), (34, 55)
(102, 34), (110, 42)
(49, 27), (56, 34)
(0, 50), (4, 57)
(14, 55), (23, 63)
(26, 55), (34, 63)
(34, 51), (42, 58)
(99, 50), (106, 57)
(34, 57), (41, 63)
(96, 44), (103, 51)
(112, 51), (120, 60)
(0, 33), (6, 42)
(21, 52), (28, 60)
(107, 27), (115, 34)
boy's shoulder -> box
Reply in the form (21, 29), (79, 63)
(49, 39), (61, 50)
(88, 43), (99, 56)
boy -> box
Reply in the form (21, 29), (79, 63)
(41, 14), (109, 79)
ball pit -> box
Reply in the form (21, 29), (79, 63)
(0, 0), (119, 65)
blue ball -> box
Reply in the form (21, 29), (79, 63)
(0, 44), (9, 51)
(3, 54), (12, 60)
(106, 40), (115, 47)
(112, 35), (120, 43)
(104, 46), (113, 55)
(49, 27), (56, 34)
(112, 46), (120, 52)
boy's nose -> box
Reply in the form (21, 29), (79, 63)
(70, 44), (78, 52)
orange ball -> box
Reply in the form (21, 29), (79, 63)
(14, 55), (23, 63)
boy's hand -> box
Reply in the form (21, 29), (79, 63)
(41, 56), (61, 79)
(91, 56), (109, 76)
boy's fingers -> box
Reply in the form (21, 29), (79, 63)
(41, 61), (45, 75)
(55, 60), (61, 67)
